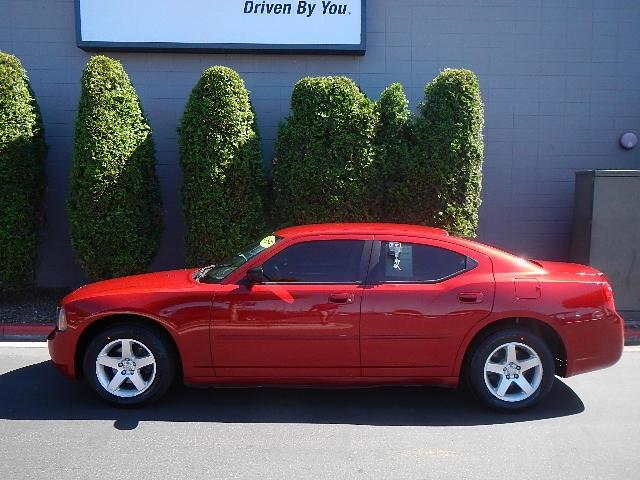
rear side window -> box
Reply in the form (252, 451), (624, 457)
(370, 242), (474, 283)
(262, 240), (366, 283)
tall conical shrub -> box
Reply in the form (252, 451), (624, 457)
(271, 76), (378, 226)
(408, 68), (485, 236)
(68, 55), (162, 281)
(179, 66), (267, 266)
(372, 83), (412, 222)
(0, 52), (47, 294)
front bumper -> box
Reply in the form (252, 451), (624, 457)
(47, 329), (77, 378)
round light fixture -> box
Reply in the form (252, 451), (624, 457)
(620, 132), (638, 150)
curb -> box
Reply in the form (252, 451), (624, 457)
(625, 326), (640, 346)
(1, 323), (639, 345)
(0, 324), (54, 342)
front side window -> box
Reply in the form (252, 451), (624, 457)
(262, 240), (366, 283)
(370, 242), (473, 283)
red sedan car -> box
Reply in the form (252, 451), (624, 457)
(48, 223), (624, 410)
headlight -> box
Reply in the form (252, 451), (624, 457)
(57, 307), (67, 331)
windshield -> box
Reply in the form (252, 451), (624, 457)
(197, 235), (283, 283)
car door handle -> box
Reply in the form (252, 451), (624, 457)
(458, 292), (484, 304)
(328, 293), (354, 304)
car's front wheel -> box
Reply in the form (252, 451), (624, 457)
(467, 328), (555, 411)
(82, 324), (176, 407)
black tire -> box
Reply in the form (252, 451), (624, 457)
(82, 323), (177, 407)
(466, 328), (555, 411)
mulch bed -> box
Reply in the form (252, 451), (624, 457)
(0, 289), (70, 325)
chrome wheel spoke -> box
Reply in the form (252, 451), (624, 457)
(96, 356), (121, 370)
(107, 372), (127, 392)
(515, 376), (534, 395)
(135, 356), (155, 369)
(129, 372), (146, 391)
(506, 344), (517, 364)
(120, 339), (133, 359)
(485, 362), (505, 374)
(518, 358), (540, 372)
(496, 377), (511, 397)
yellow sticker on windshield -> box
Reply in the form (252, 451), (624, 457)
(259, 235), (277, 248)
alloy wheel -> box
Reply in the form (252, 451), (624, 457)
(95, 338), (157, 398)
(483, 342), (543, 403)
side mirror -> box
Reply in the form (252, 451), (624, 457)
(246, 266), (264, 285)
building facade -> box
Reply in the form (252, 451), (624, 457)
(1, 0), (639, 287)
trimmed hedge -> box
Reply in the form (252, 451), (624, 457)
(0, 52), (47, 294)
(68, 55), (162, 281)
(179, 66), (267, 266)
(393, 69), (484, 236)
(271, 76), (378, 226)
(372, 83), (412, 222)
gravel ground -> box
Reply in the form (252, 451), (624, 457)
(0, 289), (69, 324)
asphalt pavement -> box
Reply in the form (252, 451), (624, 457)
(0, 343), (638, 480)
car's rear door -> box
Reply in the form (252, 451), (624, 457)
(360, 236), (495, 377)
(210, 235), (372, 378)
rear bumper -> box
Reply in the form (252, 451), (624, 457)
(562, 311), (625, 377)
(47, 329), (77, 378)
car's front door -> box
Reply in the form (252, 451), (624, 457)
(360, 236), (495, 377)
(210, 236), (372, 378)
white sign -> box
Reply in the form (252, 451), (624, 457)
(76, 0), (365, 54)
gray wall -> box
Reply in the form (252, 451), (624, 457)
(1, 0), (639, 288)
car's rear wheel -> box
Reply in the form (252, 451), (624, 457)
(82, 324), (176, 407)
(467, 328), (555, 411)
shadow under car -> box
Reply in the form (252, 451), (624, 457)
(0, 361), (585, 430)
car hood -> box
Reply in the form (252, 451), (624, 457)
(63, 269), (201, 303)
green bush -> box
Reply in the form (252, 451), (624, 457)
(372, 83), (413, 222)
(68, 55), (162, 281)
(179, 66), (267, 266)
(271, 76), (378, 226)
(393, 69), (484, 236)
(0, 52), (47, 295)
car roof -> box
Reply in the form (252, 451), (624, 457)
(275, 223), (449, 238)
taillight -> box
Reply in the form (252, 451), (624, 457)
(602, 284), (616, 312)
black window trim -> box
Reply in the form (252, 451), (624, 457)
(257, 239), (374, 286)
(365, 240), (479, 285)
